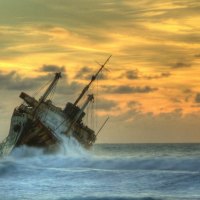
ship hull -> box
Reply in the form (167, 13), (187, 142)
(1, 104), (95, 156)
(0, 70), (99, 157)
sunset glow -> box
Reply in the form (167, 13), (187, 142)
(0, 0), (200, 143)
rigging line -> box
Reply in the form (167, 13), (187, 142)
(54, 99), (72, 132)
(86, 102), (89, 125)
(43, 80), (57, 121)
(91, 99), (94, 129)
(90, 101), (92, 129)
(20, 78), (52, 108)
(87, 98), (91, 127)
(96, 116), (109, 137)
(54, 91), (79, 132)
(54, 119), (66, 132)
(32, 79), (52, 97)
(96, 73), (99, 129)
(49, 80), (57, 101)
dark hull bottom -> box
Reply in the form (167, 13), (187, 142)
(1, 112), (95, 157)
(15, 120), (59, 151)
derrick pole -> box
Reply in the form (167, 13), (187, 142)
(39, 72), (62, 103)
(33, 72), (62, 115)
(74, 55), (112, 106)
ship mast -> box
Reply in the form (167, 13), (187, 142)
(39, 72), (62, 103)
(73, 55), (112, 106)
(33, 72), (61, 114)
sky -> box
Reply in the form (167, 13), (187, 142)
(0, 0), (200, 143)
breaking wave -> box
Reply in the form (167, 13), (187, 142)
(1, 142), (200, 200)
(1, 143), (200, 173)
(56, 198), (164, 200)
(58, 135), (90, 157)
(9, 135), (89, 158)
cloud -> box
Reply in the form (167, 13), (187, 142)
(172, 62), (191, 69)
(195, 93), (200, 103)
(0, 71), (41, 90)
(103, 107), (200, 143)
(121, 42), (195, 70)
(39, 65), (65, 73)
(127, 100), (141, 107)
(121, 69), (171, 80)
(183, 88), (192, 94)
(74, 66), (108, 80)
(0, 68), (68, 92)
(161, 72), (171, 77)
(74, 66), (92, 79)
(145, 72), (171, 79)
(124, 69), (139, 80)
(95, 98), (118, 111)
(105, 85), (158, 94)
(0, 0), (199, 69)
(182, 88), (192, 102)
(0, 0), (200, 143)
(56, 81), (83, 96)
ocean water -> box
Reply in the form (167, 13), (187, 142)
(0, 139), (200, 200)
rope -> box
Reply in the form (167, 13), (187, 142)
(32, 79), (52, 98)
(95, 75), (99, 129)
(42, 78), (57, 121)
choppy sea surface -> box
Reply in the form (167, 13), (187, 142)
(0, 139), (200, 200)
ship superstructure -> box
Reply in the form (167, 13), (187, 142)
(0, 56), (111, 156)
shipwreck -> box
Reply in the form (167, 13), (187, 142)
(0, 56), (111, 157)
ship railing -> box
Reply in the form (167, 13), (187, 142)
(0, 131), (21, 158)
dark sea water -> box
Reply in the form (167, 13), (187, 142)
(0, 139), (200, 200)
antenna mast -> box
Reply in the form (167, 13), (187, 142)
(74, 55), (112, 106)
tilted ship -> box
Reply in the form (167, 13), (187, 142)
(0, 56), (111, 157)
